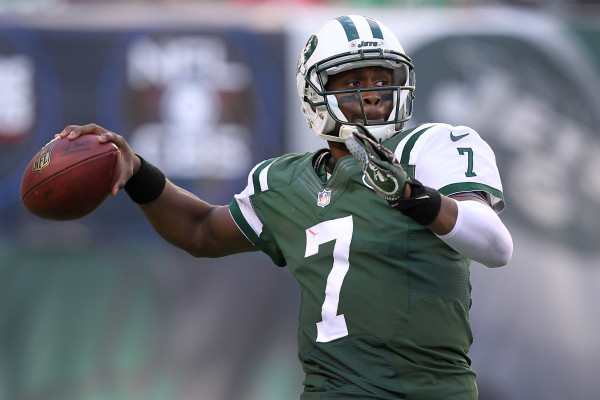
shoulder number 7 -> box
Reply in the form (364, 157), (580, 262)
(457, 147), (477, 177)
(305, 215), (353, 343)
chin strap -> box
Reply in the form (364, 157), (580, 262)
(338, 124), (398, 143)
(338, 125), (357, 141)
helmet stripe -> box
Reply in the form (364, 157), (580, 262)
(336, 16), (359, 42)
(365, 17), (384, 39)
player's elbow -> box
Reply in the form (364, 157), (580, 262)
(437, 200), (513, 268)
(183, 233), (241, 259)
(483, 230), (513, 268)
(162, 226), (218, 258)
(183, 236), (222, 258)
(470, 214), (513, 268)
(186, 245), (208, 258)
(187, 245), (223, 259)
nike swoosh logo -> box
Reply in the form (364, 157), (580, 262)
(450, 132), (469, 142)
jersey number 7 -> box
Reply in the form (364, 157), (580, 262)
(305, 215), (353, 343)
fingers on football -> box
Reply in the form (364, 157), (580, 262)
(56, 124), (81, 139)
(56, 123), (108, 141)
(111, 181), (123, 196)
(109, 164), (128, 196)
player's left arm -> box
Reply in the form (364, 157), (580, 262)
(346, 125), (513, 268)
(411, 125), (512, 267)
(428, 192), (513, 268)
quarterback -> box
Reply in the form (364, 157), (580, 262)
(59, 15), (513, 400)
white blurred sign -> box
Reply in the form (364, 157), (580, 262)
(126, 36), (252, 179)
(0, 54), (34, 140)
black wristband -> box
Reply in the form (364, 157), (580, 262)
(389, 180), (442, 226)
(124, 155), (166, 204)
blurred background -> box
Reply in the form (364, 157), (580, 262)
(1, 0), (599, 399)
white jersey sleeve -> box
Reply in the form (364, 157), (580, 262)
(393, 123), (505, 213)
(229, 157), (278, 243)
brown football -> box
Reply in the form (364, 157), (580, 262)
(20, 135), (119, 221)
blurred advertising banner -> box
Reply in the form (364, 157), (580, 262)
(0, 22), (286, 233)
(0, 27), (62, 212)
(0, 15), (296, 400)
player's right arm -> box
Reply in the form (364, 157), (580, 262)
(138, 180), (257, 257)
(58, 124), (257, 258)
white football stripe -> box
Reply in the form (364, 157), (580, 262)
(234, 187), (263, 236)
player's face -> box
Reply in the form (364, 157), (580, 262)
(325, 66), (395, 124)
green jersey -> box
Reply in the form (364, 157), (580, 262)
(229, 123), (504, 399)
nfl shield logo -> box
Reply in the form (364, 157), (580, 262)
(32, 144), (54, 174)
(317, 189), (331, 208)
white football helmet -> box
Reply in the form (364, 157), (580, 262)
(296, 15), (415, 143)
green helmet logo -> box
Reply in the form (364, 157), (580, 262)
(302, 35), (318, 64)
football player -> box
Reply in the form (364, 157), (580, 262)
(60, 15), (513, 400)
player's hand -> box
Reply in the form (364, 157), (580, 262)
(56, 123), (140, 196)
(345, 124), (409, 204)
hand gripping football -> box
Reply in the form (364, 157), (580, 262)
(20, 135), (119, 221)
